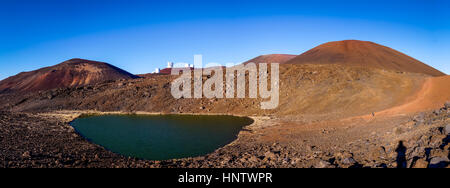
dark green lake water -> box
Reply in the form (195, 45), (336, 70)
(70, 114), (253, 160)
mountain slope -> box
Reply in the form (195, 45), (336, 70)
(285, 40), (445, 76)
(243, 54), (296, 64)
(0, 64), (433, 120)
(0, 58), (138, 93)
(375, 75), (450, 116)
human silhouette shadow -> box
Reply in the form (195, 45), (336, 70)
(395, 141), (407, 168)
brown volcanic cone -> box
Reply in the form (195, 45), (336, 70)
(285, 40), (445, 76)
(243, 54), (296, 64)
(0, 58), (138, 93)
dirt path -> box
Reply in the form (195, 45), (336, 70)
(377, 76), (449, 116)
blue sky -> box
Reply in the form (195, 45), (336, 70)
(0, 0), (448, 80)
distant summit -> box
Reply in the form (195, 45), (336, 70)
(285, 40), (445, 76)
(0, 58), (138, 93)
(243, 54), (297, 65)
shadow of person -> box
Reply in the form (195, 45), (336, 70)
(395, 141), (407, 168)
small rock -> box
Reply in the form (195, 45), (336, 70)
(413, 112), (425, 126)
(335, 151), (352, 158)
(411, 158), (428, 168)
(410, 146), (426, 159)
(220, 157), (231, 165)
(314, 160), (331, 168)
(414, 112), (425, 120)
(248, 156), (260, 163)
(342, 157), (356, 165)
(444, 101), (450, 109)
(430, 135), (446, 148)
(429, 157), (449, 168)
(444, 124), (450, 135)
(429, 149), (448, 159)
(22, 151), (31, 159)
(264, 151), (277, 161)
(432, 109), (441, 116)
(394, 127), (404, 135)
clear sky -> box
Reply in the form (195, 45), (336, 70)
(0, 0), (448, 80)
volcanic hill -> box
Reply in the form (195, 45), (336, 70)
(285, 40), (445, 77)
(0, 41), (449, 168)
(243, 54), (297, 64)
(0, 58), (138, 93)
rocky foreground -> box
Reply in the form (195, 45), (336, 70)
(0, 40), (448, 168)
(1, 103), (448, 168)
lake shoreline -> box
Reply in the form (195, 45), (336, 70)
(70, 112), (254, 161)
(1, 110), (268, 167)
(1, 107), (448, 168)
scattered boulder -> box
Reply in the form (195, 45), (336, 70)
(342, 157), (356, 165)
(429, 135), (446, 148)
(314, 160), (332, 168)
(433, 109), (441, 116)
(410, 146), (426, 159)
(263, 151), (277, 161)
(46, 95), (52, 100)
(444, 101), (450, 109)
(394, 127), (404, 135)
(247, 156), (260, 163)
(335, 151), (353, 160)
(444, 124), (450, 135)
(22, 151), (31, 159)
(411, 158), (428, 168)
(413, 112), (425, 126)
(429, 157), (449, 168)
(369, 146), (387, 160)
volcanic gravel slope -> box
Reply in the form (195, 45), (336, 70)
(243, 54), (297, 64)
(0, 58), (139, 93)
(0, 103), (448, 168)
(0, 65), (448, 168)
(285, 40), (445, 77)
(0, 64), (436, 120)
(0, 41), (449, 168)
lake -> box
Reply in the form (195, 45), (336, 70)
(70, 114), (253, 160)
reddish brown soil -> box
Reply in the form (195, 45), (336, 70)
(285, 40), (445, 77)
(375, 76), (450, 116)
(0, 64), (431, 121)
(0, 42), (448, 168)
(243, 54), (297, 64)
(0, 58), (138, 93)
